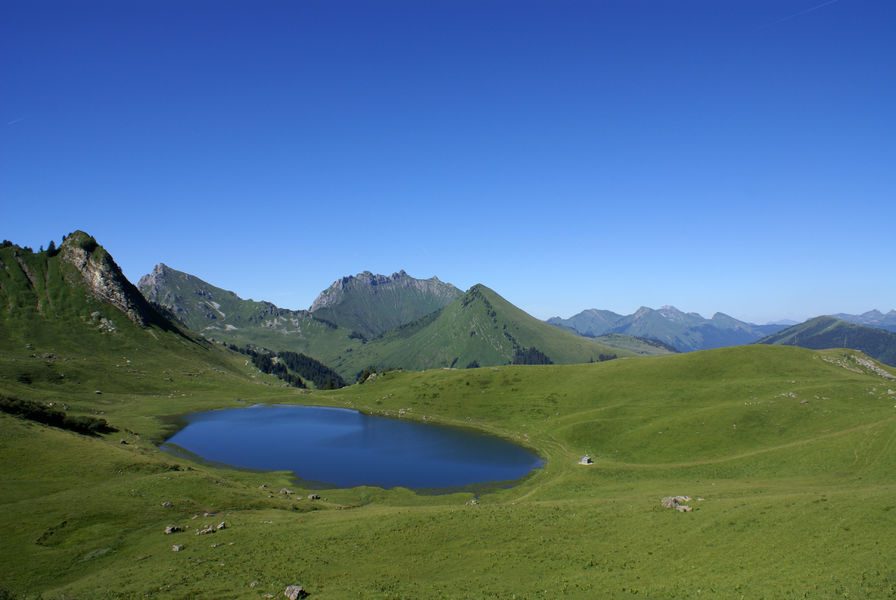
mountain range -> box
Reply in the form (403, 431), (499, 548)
(5, 231), (894, 380)
(833, 310), (896, 333)
(548, 306), (787, 352)
(759, 316), (896, 366)
(138, 261), (671, 379)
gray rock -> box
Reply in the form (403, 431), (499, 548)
(161, 501), (173, 508)
(307, 494), (320, 501)
(284, 584), (308, 599)
(171, 544), (184, 552)
(164, 525), (183, 534)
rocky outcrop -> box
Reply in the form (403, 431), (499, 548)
(310, 270), (460, 312)
(60, 231), (156, 326)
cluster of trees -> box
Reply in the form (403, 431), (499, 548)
(228, 345), (305, 388)
(512, 346), (554, 365)
(228, 345), (346, 389)
(0, 395), (116, 436)
(276, 351), (346, 389)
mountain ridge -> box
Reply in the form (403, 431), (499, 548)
(549, 305), (785, 352)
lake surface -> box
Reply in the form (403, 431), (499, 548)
(162, 405), (543, 490)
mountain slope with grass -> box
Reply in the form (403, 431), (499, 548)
(328, 284), (672, 376)
(758, 315), (896, 366)
(550, 305), (786, 351)
(309, 270), (463, 338)
(138, 263), (363, 363)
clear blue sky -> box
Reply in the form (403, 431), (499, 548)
(2, 0), (894, 323)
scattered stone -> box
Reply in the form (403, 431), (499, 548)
(172, 544), (184, 552)
(661, 496), (692, 510)
(250, 580), (259, 588)
(216, 521), (226, 531)
(196, 524), (216, 535)
(164, 525), (183, 534)
(161, 501), (173, 508)
(203, 511), (216, 517)
(95, 390), (102, 395)
(119, 439), (128, 444)
(466, 498), (479, 506)
(307, 494), (320, 501)
(279, 488), (293, 496)
(284, 584), (308, 599)
(675, 505), (693, 512)
(259, 484), (268, 489)
(578, 455), (593, 465)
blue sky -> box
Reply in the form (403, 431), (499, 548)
(2, 0), (894, 323)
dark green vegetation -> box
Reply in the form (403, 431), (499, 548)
(3, 233), (896, 597)
(0, 394), (115, 435)
(228, 345), (347, 390)
(308, 270), (463, 338)
(759, 315), (896, 366)
(550, 305), (786, 351)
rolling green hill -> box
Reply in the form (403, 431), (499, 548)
(327, 284), (673, 376)
(5, 233), (896, 597)
(309, 270), (463, 338)
(759, 315), (896, 366)
(2, 336), (896, 597)
(138, 263), (364, 362)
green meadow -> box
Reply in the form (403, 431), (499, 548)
(3, 340), (896, 598)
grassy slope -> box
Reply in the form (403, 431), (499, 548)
(328, 285), (669, 376)
(760, 315), (896, 366)
(3, 247), (896, 598)
(3, 333), (895, 598)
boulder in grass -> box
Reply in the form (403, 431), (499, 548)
(661, 496), (692, 510)
(284, 584), (308, 599)
(164, 525), (183, 534)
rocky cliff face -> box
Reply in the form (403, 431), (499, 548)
(310, 270), (460, 312)
(60, 231), (155, 326)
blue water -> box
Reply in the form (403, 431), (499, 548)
(161, 405), (543, 490)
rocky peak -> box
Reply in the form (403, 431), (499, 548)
(310, 270), (458, 312)
(60, 231), (154, 326)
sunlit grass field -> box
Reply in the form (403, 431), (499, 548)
(2, 343), (896, 598)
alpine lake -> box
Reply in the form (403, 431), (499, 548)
(162, 404), (543, 491)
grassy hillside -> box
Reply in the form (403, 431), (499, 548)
(328, 285), (670, 376)
(138, 264), (363, 363)
(760, 315), (896, 366)
(2, 344), (896, 598)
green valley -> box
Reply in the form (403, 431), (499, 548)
(2, 233), (896, 598)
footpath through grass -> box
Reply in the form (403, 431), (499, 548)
(2, 345), (896, 598)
